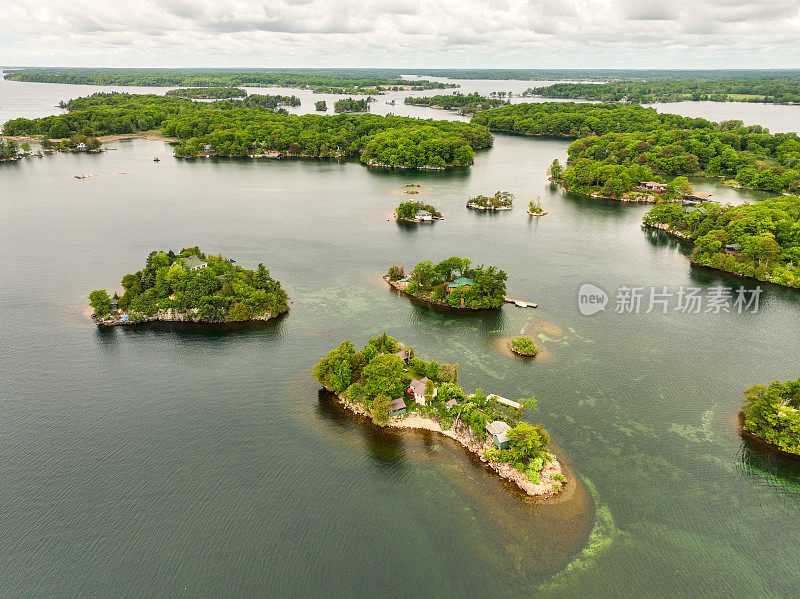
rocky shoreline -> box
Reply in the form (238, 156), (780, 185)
(92, 307), (283, 327)
(642, 222), (694, 240)
(334, 392), (566, 498)
(383, 275), (496, 311)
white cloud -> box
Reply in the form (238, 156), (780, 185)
(0, 0), (798, 67)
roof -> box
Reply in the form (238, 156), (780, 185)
(486, 420), (511, 436)
(399, 277), (413, 282)
(395, 349), (410, 360)
(642, 181), (666, 187)
(446, 399), (458, 408)
(390, 398), (406, 412)
(183, 256), (207, 269)
(448, 277), (474, 288)
(495, 432), (510, 445)
(687, 192), (712, 199)
(409, 377), (429, 394)
(488, 394), (522, 410)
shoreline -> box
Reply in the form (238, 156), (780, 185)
(738, 412), (800, 462)
(332, 391), (566, 498)
(92, 307), (286, 327)
(642, 222), (694, 240)
(383, 275), (499, 311)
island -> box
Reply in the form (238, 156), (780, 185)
(89, 247), (289, 325)
(385, 257), (507, 309)
(642, 196), (800, 288)
(395, 201), (443, 223)
(509, 335), (538, 357)
(334, 97), (370, 113)
(741, 378), (800, 457)
(165, 87), (247, 99)
(527, 198), (547, 216)
(467, 190), (514, 211)
(314, 100), (327, 111)
(404, 93), (508, 115)
(3, 93), (493, 170)
(314, 334), (566, 497)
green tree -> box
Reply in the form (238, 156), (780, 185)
(371, 393), (391, 427)
(361, 354), (407, 399)
(89, 289), (111, 316)
(547, 159), (564, 181)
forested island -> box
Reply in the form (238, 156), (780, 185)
(314, 334), (565, 497)
(386, 257), (507, 309)
(642, 196), (800, 288)
(3, 68), (455, 94)
(467, 191), (514, 210)
(3, 93), (492, 169)
(404, 93), (508, 114)
(532, 80), (800, 105)
(395, 201), (443, 222)
(741, 378), (800, 456)
(89, 247), (289, 325)
(333, 97), (369, 113)
(165, 87), (247, 99)
(509, 336), (538, 357)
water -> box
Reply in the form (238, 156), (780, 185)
(2, 81), (800, 597)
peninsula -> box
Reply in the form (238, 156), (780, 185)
(385, 257), (507, 309)
(314, 334), (566, 497)
(89, 247), (288, 325)
(741, 378), (800, 457)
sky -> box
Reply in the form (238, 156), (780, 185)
(1, 0), (799, 69)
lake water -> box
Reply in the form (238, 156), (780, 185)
(2, 79), (800, 597)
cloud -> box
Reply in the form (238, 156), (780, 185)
(0, 0), (798, 67)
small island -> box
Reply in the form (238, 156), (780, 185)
(165, 87), (247, 99)
(404, 92), (508, 115)
(395, 201), (443, 223)
(509, 335), (538, 357)
(385, 257), (507, 309)
(741, 378), (800, 457)
(334, 97), (370, 113)
(467, 190), (514, 211)
(314, 100), (327, 111)
(89, 247), (288, 325)
(314, 334), (566, 497)
(527, 198), (547, 216)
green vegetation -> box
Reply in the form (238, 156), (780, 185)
(388, 257), (507, 309)
(402, 68), (800, 82)
(3, 93), (492, 169)
(467, 190), (514, 210)
(334, 97), (369, 113)
(0, 139), (20, 160)
(90, 247), (288, 323)
(404, 92), (508, 114)
(395, 201), (442, 221)
(510, 336), (538, 356)
(742, 378), (800, 455)
(528, 199), (545, 215)
(4, 68), (454, 94)
(165, 87), (246, 99)
(240, 94), (301, 108)
(643, 196), (800, 288)
(314, 100), (328, 111)
(532, 80), (800, 105)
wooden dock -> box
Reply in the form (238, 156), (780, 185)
(504, 297), (538, 308)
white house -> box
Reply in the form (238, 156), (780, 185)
(183, 256), (208, 271)
(408, 377), (436, 405)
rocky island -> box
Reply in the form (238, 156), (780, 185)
(385, 257), (507, 309)
(314, 334), (567, 498)
(89, 247), (288, 326)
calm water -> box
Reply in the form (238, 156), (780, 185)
(2, 81), (800, 598)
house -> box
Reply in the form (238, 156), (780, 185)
(108, 297), (119, 311)
(203, 144), (213, 153)
(447, 277), (474, 290)
(683, 191), (713, 203)
(415, 210), (433, 222)
(396, 277), (414, 290)
(446, 399), (458, 411)
(183, 256), (208, 271)
(76, 142), (87, 152)
(408, 377), (436, 405)
(487, 394), (522, 410)
(395, 348), (410, 362)
(389, 398), (407, 417)
(486, 420), (512, 450)
(725, 243), (742, 252)
(639, 181), (667, 193)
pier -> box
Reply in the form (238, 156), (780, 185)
(504, 297), (538, 308)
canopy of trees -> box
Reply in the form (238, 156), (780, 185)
(165, 87), (247, 99)
(467, 191), (514, 209)
(90, 247), (288, 322)
(742, 378), (800, 455)
(3, 93), (492, 169)
(404, 92), (507, 114)
(0, 139), (19, 160)
(643, 196), (800, 288)
(510, 336), (538, 356)
(334, 98), (369, 113)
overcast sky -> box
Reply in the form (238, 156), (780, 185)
(1, 0), (799, 69)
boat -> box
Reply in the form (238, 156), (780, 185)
(153, 157), (160, 162)
(515, 301), (528, 308)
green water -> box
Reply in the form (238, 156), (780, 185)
(3, 92), (800, 597)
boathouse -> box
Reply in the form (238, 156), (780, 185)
(486, 420), (511, 450)
(389, 398), (407, 417)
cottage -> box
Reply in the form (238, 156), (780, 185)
(396, 277), (414, 290)
(486, 420), (512, 450)
(447, 277), (474, 290)
(183, 256), (208, 271)
(487, 394), (521, 410)
(408, 377), (436, 405)
(389, 398), (407, 417)
(639, 181), (667, 193)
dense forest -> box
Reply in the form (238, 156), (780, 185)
(164, 87), (247, 99)
(643, 196), (800, 288)
(4, 68), (454, 94)
(3, 93), (492, 169)
(313, 334), (555, 486)
(404, 93), (507, 113)
(89, 247), (289, 323)
(742, 378), (800, 455)
(387, 256), (507, 309)
(401, 69), (800, 81)
(532, 80), (800, 104)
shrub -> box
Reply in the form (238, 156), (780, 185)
(510, 335), (538, 356)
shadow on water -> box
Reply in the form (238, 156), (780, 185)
(738, 435), (800, 494)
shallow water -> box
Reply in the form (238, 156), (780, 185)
(2, 81), (800, 597)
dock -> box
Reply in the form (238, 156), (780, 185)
(504, 297), (538, 308)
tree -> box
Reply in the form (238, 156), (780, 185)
(668, 176), (693, 196)
(313, 340), (356, 392)
(315, 100), (328, 111)
(547, 159), (564, 181)
(89, 289), (111, 316)
(361, 354), (407, 399)
(506, 422), (549, 464)
(372, 393), (391, 427)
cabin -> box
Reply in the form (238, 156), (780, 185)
(488, 394), (522, 410)
(683, 191), (713, 203)
(408, 377), (436, 405)
(639, 181), (667, 193)
(447, 277), (473, 291)
(389, 398), (407, 417)
(395, 348), (410, 362)
(486, 420), (512, 450)
(183, 256), (208, 271)
(396, 277), (413, 290)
